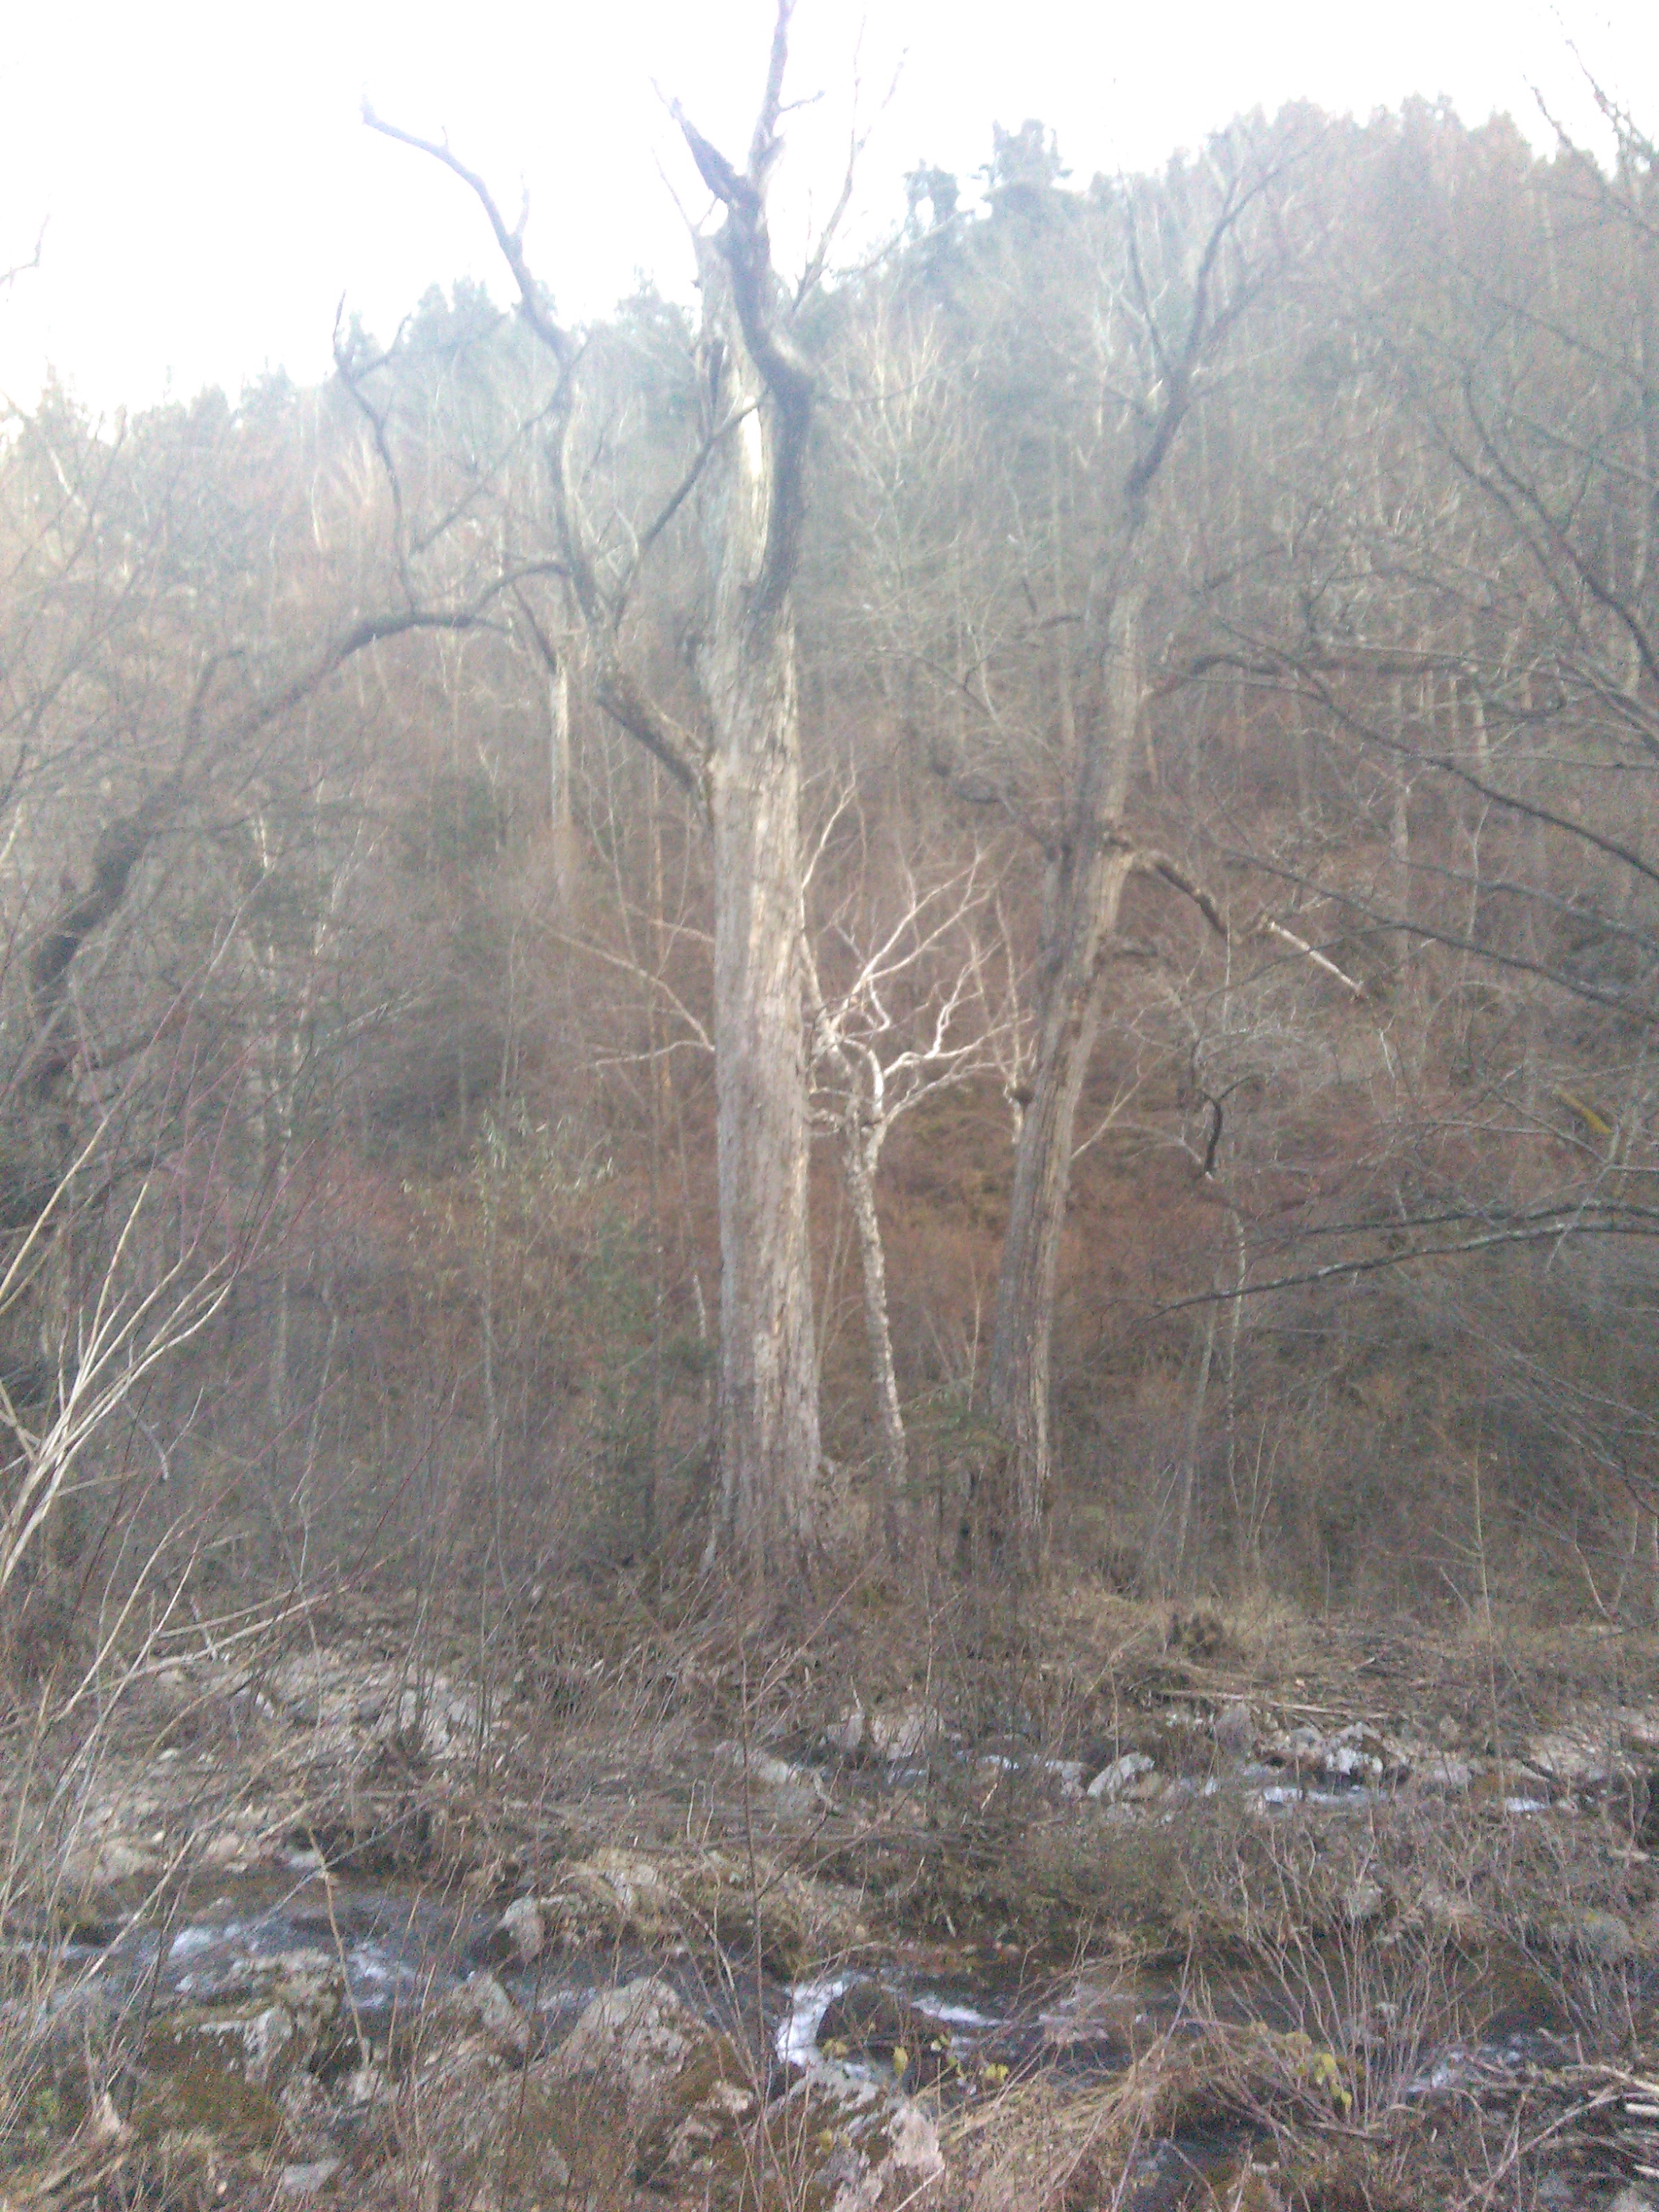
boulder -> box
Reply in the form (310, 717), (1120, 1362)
(1087, 1752), (1155, 1802)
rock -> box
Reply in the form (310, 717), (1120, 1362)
(549, 1978), (941, 2210)
(451, 1970), (529, 2060)
(1608, 2193), (1658, 2212)
(825, 1700), (866, 1756)
(1415, 1753), (1476, 1791)
(134, 1946), (350, 2125)
(1087, 1752), (1155, 1801)
(552, 1978), (708, 2107)
(144, 2000), (297, 2094)
(716, 1743), (800, 1788)
(1212, 1702), (1255, 1759)
(278, 2159), (341, 2197)
(546, 1845), (865, 1978)
(129, 2061), (288, 2153)
(555, 1847), (680, 1936)
(866, 1703), (940, 1760)
(1045, 1759), (1087, 1801)
(1342, 1880), (1385, 1928)
(1526, 1731), (1617, 1788)
(1638, 1768), (1659, 1851)
(1544, 1909), (1634, 1965)
(1415, 1886), (1488, 1948)
(498, 1893), (544, 1966)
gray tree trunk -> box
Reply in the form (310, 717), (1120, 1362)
(702, 636), (820, 1568)
(839, 1112), (907, 1557)
(695, 226), (822, 1577)
(988, 585), (1145, 1560)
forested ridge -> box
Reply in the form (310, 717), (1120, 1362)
(6, 79), (1659, 1625)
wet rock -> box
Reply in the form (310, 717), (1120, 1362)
(501, 1892), (544, 1965)
(1088, 1752), (1155, 1801)
(1039, 1973), (1155, 2062)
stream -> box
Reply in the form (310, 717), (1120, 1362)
(38, 1859), (1612, 2097)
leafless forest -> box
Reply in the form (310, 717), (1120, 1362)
(3, 23), (1659, 2211)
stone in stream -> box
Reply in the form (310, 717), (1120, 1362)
(474, 1891), (544, 1969)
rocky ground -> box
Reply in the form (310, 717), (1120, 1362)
(3, 1587), (1659, 2209)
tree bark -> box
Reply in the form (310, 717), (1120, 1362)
(988, 584), (1145, 1560)
(702, 632), (820, 1570)
(695, 216), (821, 1577)
(839, 1112), (907, 1558)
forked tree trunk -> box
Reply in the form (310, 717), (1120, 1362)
(373, 9), (832, 1584)
(697, 243), (821, 1576)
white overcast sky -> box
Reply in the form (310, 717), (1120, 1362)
(1, 1), (1653, 418)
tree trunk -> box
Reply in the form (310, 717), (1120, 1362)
(703, 657), (819, 1573)
(686, 174), (824, 1580)
(841, 1113), (907, 1558)
(988, 584), (1145, 1562)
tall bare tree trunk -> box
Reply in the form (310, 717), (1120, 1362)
(979, 152), (1271, 1570)
(373, 8), (828, 1585)
(703, 633), (820, 1567)
(693, 192), (823, 1577)
(988, 586), (1145, 1557)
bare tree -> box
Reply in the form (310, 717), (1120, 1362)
(980, 149), (1278, 1566)
(366, 0), (851, 1580)
(803, 814), (1015, 1554)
